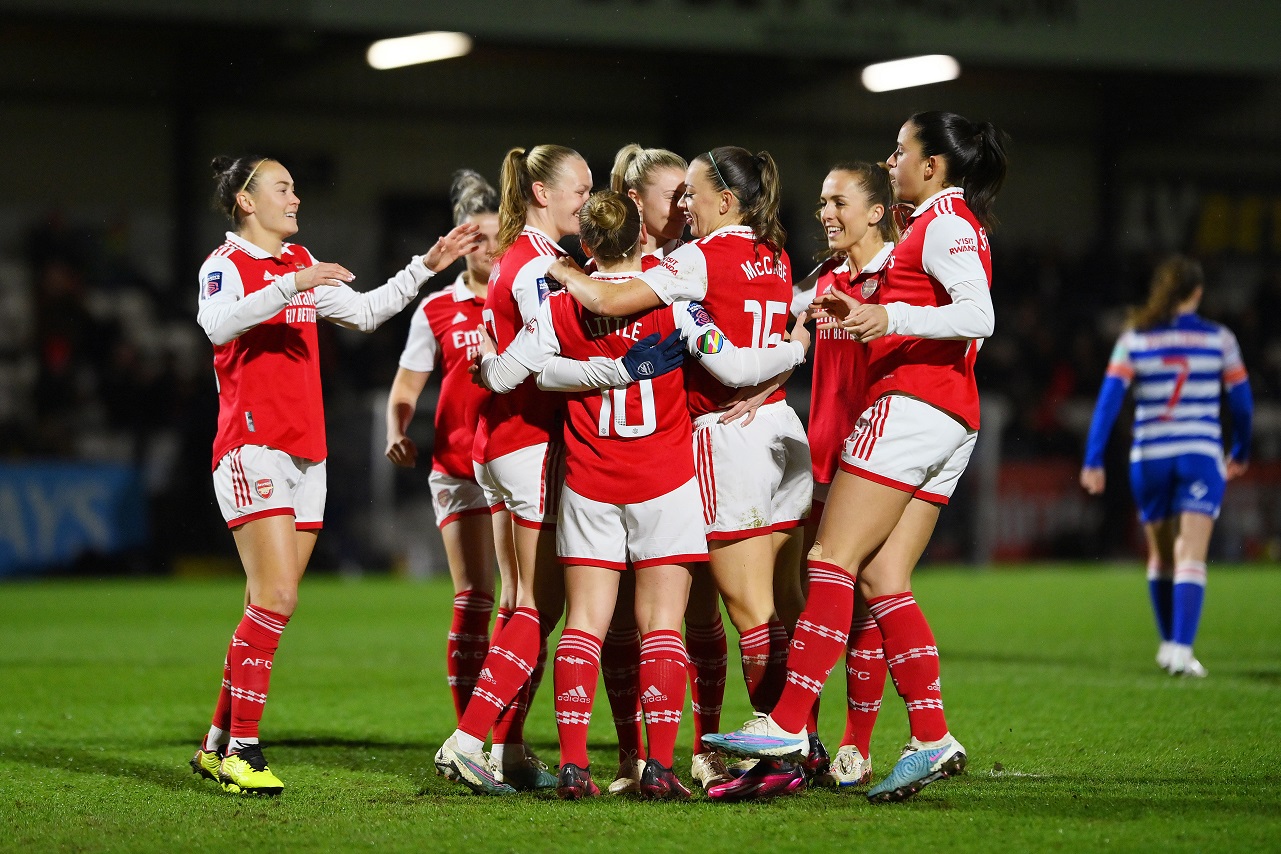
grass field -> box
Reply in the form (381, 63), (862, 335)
(1, 565), (1279, 852)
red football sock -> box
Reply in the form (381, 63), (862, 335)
(554, 629), (602, 769)
(686, 616), (727, 753)
(869, 592), (947, 743)
(228, 605), (290, 741)
(769, 562), (855, 734)
(843, 614), (887, 755)
(639, 630), (688, 768)
(448, 590), (494, 721)
(209, 636), (234, 736)
(458, 606), (540, 743)
(493, 615), (552, 748)
(492, 607), (513, 643)
(738, 623), (771, 712)
(602, 627), (645, 761)
(758, 619), (790, 712)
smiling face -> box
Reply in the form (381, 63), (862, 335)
(817, 170), (882, 255)
(679, 161), (738, 239)
(542, 156), (593, 238)
(239, 160), (299, 239)
(632, 165), (687, 244)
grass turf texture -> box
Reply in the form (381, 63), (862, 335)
(1, 566), (1279, 852)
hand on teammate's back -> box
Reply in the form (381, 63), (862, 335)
(621, 330), (685, 381)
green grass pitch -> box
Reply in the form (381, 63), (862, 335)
(1, 565), (1279, 852)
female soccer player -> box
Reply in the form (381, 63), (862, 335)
(385, 169), (517, 722)
(1080, 256), (1253, 677)
(607, 143), (734, 793)
(433, 145), (590, 794)
(705, 111), (1009, 804)
(190, 155), (481, 795)
(547, 147), (813, 795)
(479, 190), (808, 799)
(789, 162), (896, 789)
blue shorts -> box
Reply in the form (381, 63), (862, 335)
(1128, 454), (1225, 523)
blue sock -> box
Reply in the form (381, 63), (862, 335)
(1172, 562), (1207, 646)
(1147, 577), (1174, 642)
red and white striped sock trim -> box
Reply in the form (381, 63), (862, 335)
(867, 591), (915, 621)
(1174, 561), (1207, 587)
(556, 631), (604, 668)
(807, 561), (855, 592)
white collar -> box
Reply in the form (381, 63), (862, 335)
(451, 273), (484, 302)
(702, 224), (756, 240)
(521, 224), (560, 243)
(224, 231), (289, 260)
(909, 187), (966, 219)
(859, 242), (894, 274)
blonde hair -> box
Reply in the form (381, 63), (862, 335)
(496, 145), (583, 255)
(1128, 255), (1204, 331)
(578, 191), (642, 264)
(450, 169), (498, 226)
(610, 144), (687, 194)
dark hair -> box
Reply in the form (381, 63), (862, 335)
(496, 144), (583, 255)
(692, 146), (786, 259)
(819, 162), (898, 250)
(610, 144), (687, 194)
(907, 111), (1009, 231)
(1128, 255), (1204, 331)
(210, 155), (272, 225)
(578, 191), (642, 264)
(450, 169), (499, 226)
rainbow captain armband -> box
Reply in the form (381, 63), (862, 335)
(696, 329), (725, 355)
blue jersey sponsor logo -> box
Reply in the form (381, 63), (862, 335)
(204, 271), (222, 297)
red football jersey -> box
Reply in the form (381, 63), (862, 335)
(865, 188), (991, 430)
(641, 226), (793, 417)
(473, 227), (565, 464)
(544, 282), (695, 503)
(201, 236), (324, 468)
(399, 276), (489, 479)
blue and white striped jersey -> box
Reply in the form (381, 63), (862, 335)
(1099, 313), (1248, 464)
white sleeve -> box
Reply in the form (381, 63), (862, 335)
(882, 215), (994, 340)
(536, 356), (631, 391)
(676, 300), (804, 387)
(312, 256), (436, 333)
(397, 299), (438, 372)
(479, 299), (561, 393)
(196, 254), (297, 345)
(511, 255), (557, 323)
(791, 284), (817, 318)
(637, 242), (709, 305)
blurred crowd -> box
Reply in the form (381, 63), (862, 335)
(2, 212), (1277, 570)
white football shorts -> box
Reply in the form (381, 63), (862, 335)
(693, 400), (813, 540)
(557, 478), (709, 570)
(213, 444), (326, 530)
(839, 394), (976, 505)
(473, 441), (564, 529)
(427, 470), (492, 529)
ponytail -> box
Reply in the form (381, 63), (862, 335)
(611, 143), (687, 194)
(210, 155), (272, 226)
(1128, 255), (1204, 331)
(908, 111), (1009, 231)
(496, 144), (583, 256)
(696, 146), (786, 260)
